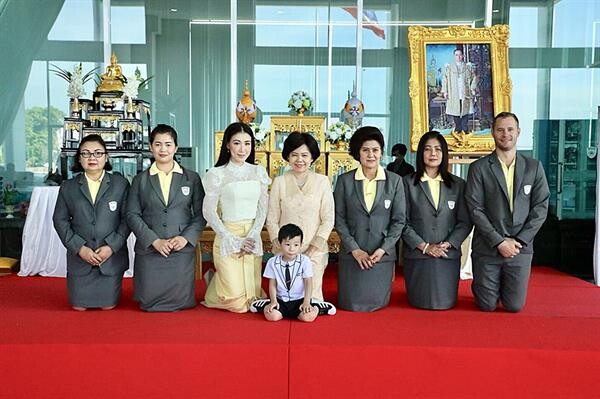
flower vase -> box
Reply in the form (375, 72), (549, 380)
(71, 98), (81, 118)
(335, 141), (348, 151)
(296, 107), (305, 117)
(4, 205), (14, 219)
(127, 97), (135, 118)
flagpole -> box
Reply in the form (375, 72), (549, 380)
(595, 105), (600, 285)
(230, 0), (237, 123)
(356, 0), (363, 99)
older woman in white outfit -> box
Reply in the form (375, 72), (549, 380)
(260, 132), (336, 314)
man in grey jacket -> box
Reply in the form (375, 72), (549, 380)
(466, 112), (549, 312)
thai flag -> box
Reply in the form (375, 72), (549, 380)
(343, 7), (386, 39)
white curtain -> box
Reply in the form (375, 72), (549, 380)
(19, 186), (135, 278)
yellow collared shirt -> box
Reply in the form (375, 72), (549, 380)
(355, 166), (386, 212)
(420, 173), (444, 209)
(84, 170), (105, 204)
(149, 161), (183, 204)
(498, 155), (516, 212)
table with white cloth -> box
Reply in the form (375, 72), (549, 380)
(19, 186), (135, 277)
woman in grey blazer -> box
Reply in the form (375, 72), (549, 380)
(127, 125), (206, 312)
(334, 127), (406, 312)
(402, 131), (472, 310)
(53, 134), (130, 310)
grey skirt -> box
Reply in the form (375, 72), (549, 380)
(133, 250), (196, 312)
(337, 258), (394, 312)
(67, 267), (124, 308)
(403, 257), (461, 310)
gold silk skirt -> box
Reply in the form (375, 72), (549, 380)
(202, 220), (264, 313)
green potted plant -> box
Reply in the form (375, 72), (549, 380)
(2, 184), (19, 218)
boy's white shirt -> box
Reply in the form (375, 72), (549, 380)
(263, 253), (313, 302)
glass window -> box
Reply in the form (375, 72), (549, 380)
(549, 68), (600, 120)
(509, 68), (540, 150)
(255, 6), (328, 47)
(48, 0), (99, 41)
(509, 7), (541, 48)
(553, 0), (600, 47)
(111, 6), (146, 44)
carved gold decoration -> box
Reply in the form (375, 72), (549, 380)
(327, 153), (359, 183)
(327, 140), (349, 152)
(89, 114), (121, 128)
(407, 25), (511, 152)
(120, 122), (141, 132)
(215, 131), (224, 160)
(270, 116), (326, 152)
(255, 151), (268, 168)
(269, 152), (326, 177)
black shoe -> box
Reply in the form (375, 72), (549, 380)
(311, 300), (337, 315)
(250, 298), (270, 313)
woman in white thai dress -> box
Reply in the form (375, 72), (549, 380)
(265, 132), (335, 305)
(202, 122), (271, 313)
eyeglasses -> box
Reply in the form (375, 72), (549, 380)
(80, 150), (107, 158)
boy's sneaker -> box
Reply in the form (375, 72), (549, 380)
(311, 300), (337, 315)
(250, 298), (270, 313)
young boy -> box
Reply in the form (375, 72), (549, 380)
(250, 224), (336, 321)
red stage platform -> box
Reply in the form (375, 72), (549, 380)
(1, 266), (600, 398)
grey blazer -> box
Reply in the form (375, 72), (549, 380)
(53, 172), (130, 276)
(402, 173), (472, 260)
(334, 169), (406, 262)
(465, 152), (550, 256)
(126, 168), (206, 255)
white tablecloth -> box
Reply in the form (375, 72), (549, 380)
(19, 186), (135, 277)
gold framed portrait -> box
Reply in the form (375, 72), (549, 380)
(269, 116), (326, 152)
(268, 152), (326, 178)
(408, 25), (511, 152)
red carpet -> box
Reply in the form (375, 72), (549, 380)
(1, 266), (600, 398)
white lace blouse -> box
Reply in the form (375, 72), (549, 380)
(202, 161), (271, 257)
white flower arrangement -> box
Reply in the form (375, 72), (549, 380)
(123, 68), (153, 100)
(122, 76), (139, 99)
(50, 63), (97, 99)
(326, 121), (353, 143)
(250, 123), (269, 144)
(288, 90), (313, 113)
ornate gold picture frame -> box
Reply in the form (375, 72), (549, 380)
(408, 25), (511, 152)
(269, 116), (326, 152)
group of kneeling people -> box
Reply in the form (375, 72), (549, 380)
(53, 111), (550, 321)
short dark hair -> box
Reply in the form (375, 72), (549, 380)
(391, 143), (407, 156)
(454, 47), (463, 55)
(413, 131), (454, 188)
(281, 132), (320, 164)
(278, 223), (303, 243)
(215, 122), (256, 167)
(348, 126), (385, 162)
(150, 124), (178, 146)
(71, 134), (113, 173)
(493, 112), (519, 128)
